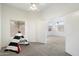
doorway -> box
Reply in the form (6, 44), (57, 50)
(10, 20), (25, 37)
(48, 17), (64, 37)
(47, 17), (65, 55)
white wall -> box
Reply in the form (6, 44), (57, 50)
(1, 4), (27, 47)
(25, 11), (47, 43)
(0, 4), (1, 50)
(65, 11), (79, 56)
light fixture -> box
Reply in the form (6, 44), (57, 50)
(30, 3), (38, 11)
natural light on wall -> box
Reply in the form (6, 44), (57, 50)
(48, 17), (64, 32)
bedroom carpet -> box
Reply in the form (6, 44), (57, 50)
(0, 36), (71, 56)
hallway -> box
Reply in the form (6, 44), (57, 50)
(0, 36), (71, 56)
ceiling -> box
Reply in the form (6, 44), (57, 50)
(5, 3), (50, 12)
(4, 3), (79, 19)
(41, 3), (79, 19)
(5, 3), (79, 12)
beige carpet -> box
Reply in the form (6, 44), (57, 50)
(0, 36), (71, 56)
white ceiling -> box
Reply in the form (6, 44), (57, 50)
(41, 3), (79, 19)
(4, 3), (79, 19)
(5, 3), (79, 12)
(5, 3), (50, 11)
